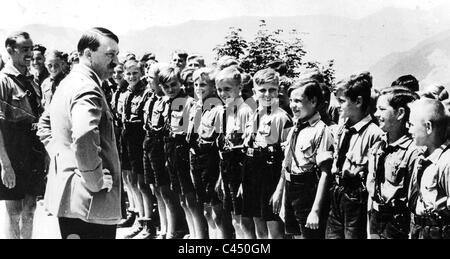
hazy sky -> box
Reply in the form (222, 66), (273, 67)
(1, 0), (448, 33)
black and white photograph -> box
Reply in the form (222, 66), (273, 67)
(0, 0), (450, 243)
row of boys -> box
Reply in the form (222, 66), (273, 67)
(111, 54), (450, 239)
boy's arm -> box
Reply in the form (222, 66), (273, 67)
(306, 126), (334, 229)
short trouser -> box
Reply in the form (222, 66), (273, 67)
(0, 129), (46, 200)
(122, 124), (145, 176)
(219, 151), (244, 215)
(241, 153), (282, 222)
(325, 184), (368, 239)
(119, 128), (131, 171)
(190, 146), (220, 206)
(368, 209), (410, 239)
(411, 215), (450, 239)
(284, 178), (326, 239)
(143, 135), (170, 187)
(165, 139), (194, 196)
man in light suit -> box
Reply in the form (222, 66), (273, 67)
(37, 27), (121, 239)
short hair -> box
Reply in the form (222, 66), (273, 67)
(5, 31), (30, 48)
(216, 56), (239, 71)
(158, 65), (181, 86)
(68, 51), (79, 63)
(193, 67), (215, 87)
(288, 79), (323, 107)
(187, 55), (205, 67)
(253, 68), (280, 87)
(409, 98), (449, 137)
(125, 53), (136, 61)
(420, 84), (448, 101)
(140, 52), (156, 63)
(33, 44), (47, 55)
(171, 49), (188, 60)
(215, 66), (242, 87)
(115, 62), (124, 69)
(45, 49), (64, 61)
(180, 67), (196, 83)
(267, 59), (288, 76)
(391, 74), (419, 92)
(336, 72), (373, 112)
(379, 86), (419, 122)
(77, 27), (119, 54)
(124, 59), (141, 71)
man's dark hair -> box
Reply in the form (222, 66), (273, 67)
(391, 74), (419, 92)
(5, 31), (30, 48)
(33, 44), (47, 55)
(77, 27), (119, 55)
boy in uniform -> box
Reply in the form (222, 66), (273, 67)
(326, 72), (384, 239)
(367, 87), (419, 239)
(242, 68), (293, 239)
(271, 79), (334, 239)
(40, 50), (65, 109)
(408, 98), (450, 239)
(187, 67), (229, 238)
(158, 65), (207, 239)
(142, 63), (185, 239)
(214, 66), (255, 239)
(120, 60), (155, 239)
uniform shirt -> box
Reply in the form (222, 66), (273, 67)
(283, 112), (334, 175)
(190, 97), (223, 144)
(0, 63), (41, 123)
(122, 81), (150, 124)
(40, 73), (65, 109)
(198, 98), (223, 143)
(412, 140), (450, 216)
(367, 134), (419, 205)
(167, 93), (195, 136)
(331, 114), (384, 178)
(144, 94), (168, 133)
(245, 106), (293, 148)
(215, 97), (254, 149)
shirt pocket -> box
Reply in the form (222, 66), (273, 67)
(299, 141), (315, 161)
(258, 121), (272, 137)
(386, 160), (406, 185)
(8, 91), (35, 123)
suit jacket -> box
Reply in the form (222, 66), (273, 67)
(37, 64), (121, 225)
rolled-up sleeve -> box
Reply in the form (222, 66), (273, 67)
(70, 89), (104, 193)
(0, 78), (11, 121)
(315, 126), (334, 167)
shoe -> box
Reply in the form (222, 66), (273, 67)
(132, 219), (157, 239)
(118, 211), (137, 228)
(123, 218), (144, 239)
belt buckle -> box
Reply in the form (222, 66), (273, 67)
(247, 148), (254, 157)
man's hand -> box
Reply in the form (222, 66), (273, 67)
(305, 210), (320, 230)
(101, 169), (113, 192)
(1, 163), (16, 189)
